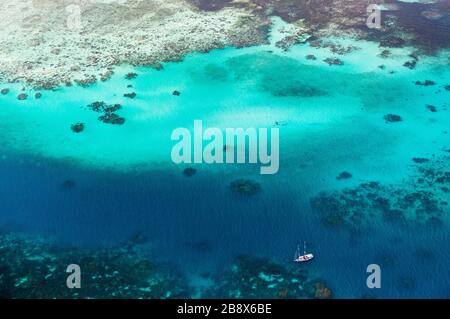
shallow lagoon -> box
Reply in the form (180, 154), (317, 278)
(0, 18), (449, 298)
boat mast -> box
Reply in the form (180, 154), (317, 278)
(303, 241), (306, 255)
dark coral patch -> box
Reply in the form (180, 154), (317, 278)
(230, 179), (261, 196)
(71, 123), (85, 133)
(383, 114), (402, 123)
(98, 113), (125, 125)
(183, 168), (197, 177)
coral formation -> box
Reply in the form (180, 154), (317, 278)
(17, 93), (27, 100)
(230, 179), (261, 196)
(71, 123), (85, 134)
(323, 58), (344, 66)
(124, 92), (137, 99)
(383, 114), (402, 123)
(0, 1), (267, 89)
(98, 113), (126, 126)
(311, 153), (450, 229)
(210, 255), (332, 299)
(0, 233), (189, 299)
(87, 101), (125, 125)
(125, 73), (138, 80)
(337, 171), (352, 180)
(183, 168), (197, 177)
(415, 80), (436, 86)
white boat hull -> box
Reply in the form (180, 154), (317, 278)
(294, 254), (314, 263)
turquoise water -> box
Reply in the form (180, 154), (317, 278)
(0, 18), (449, 298)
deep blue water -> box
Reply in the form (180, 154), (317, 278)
(1, 148), (449, 298)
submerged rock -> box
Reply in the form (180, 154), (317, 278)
(383, 114), (402, 123)
(412, 158), (429, 164)
(172, 90), (181, 96)
(337, 172), (352, 180)
(87, 101), (121, 113)
(323, 58), (344, 66)
(104, 104), (122, 113)
(71, 123), (85, 133)
(444, 85), (450, 91)
(426, 105), (437, 113)
(124, 92), (137, 99)
(230, 179), (261, 196)
(379, 50), (391, 58)
(415, 80), (435, 86)
(125, 72), (138, 80)
(183, 168), (197, 177)
(1, 88), (9, 95)
(306, 54), (317, 60)
(34, 92), (42, 99)
(98, 113), (126, 125)
(17, 93), (28, 100)
(403, 60), (417, 70)
(87, 101), (108, 112)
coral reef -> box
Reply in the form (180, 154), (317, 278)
(323, 58), (344, 66)
(210, 255), (332, 299)
(0, 233), (188, 299)
(337, 171), (352, 180)
(0, 0), (267, 89)
(183, 168), (197, 177)
(415, 80), (436, 86)
(230, 179), (261, 196)
(125, 73), (138, 80)
(124, 92), (137, 99)
(310, 153), (450, 229)
(383, 114), (402, 123)
(0, 233), (336, 299)
(87, 101), (125, 125)
(17, 93), (27, 101)
(71, 123), (85, 134)
(98, 113), (126, 126)
(426, 105), (437, 113)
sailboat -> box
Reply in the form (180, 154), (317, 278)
(294, 241), (314, 263)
